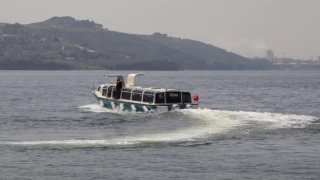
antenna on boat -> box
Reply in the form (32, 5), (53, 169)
(104, 74), (122, 77)
(104, 74), (125, 85)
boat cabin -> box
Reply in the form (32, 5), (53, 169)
(97, 85), (192, 105)
(95, 73), (193, 105)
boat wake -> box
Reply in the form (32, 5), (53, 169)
(0, 107), (317, 148)
(79, 104), (122, 113)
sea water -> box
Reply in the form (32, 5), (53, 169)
(0, 70), (319, 179)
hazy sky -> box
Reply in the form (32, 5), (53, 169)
(0, 0), (319, 59)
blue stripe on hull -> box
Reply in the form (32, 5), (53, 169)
(95, 96), (157, 112)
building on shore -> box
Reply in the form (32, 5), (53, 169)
(0, 28), (3, 38)
(266, 49), (274, 62)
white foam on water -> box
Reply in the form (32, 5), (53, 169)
(0, 109), (241, 147)
(202, 109), (317, 129)
(79, 104), (113, 113)
(1, 108), (317, 148)
(79, 104), (128, 114)
(1, 139), (135, 147)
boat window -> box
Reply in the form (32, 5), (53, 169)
(97, 87), (101, 92)
(155, 93), (165, 103)
(102, 87), (107, 96)
(132, 89), (144, 93)
(122, 88), (133, 92)
(121, 88), (132, 100)
(166, 92), (181, 103)
(143, 92), (154, 103)
(112, 89), (116, 98)
(121, 92), (131, 100)
(107, 87), (113, 98)
(132, 93), (142, 102)
(182, 92), (192, 103)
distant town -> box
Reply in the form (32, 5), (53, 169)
(254, 49), (320, 70)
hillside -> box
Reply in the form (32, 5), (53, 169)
(138, 33), (272, 70)
(0, 16), (274, 70)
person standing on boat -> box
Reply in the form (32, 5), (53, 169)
(115, 77), (123, 99)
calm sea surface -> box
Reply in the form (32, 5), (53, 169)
(0, 70), (319, 180)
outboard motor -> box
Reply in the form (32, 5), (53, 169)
(192, 94), (199, 102)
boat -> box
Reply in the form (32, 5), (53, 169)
(92, 73), (198, 113)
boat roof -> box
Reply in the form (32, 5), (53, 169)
(105, 73), (146, 86)
(101, 84), (184, 92)
(101, 73), (189, 92)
